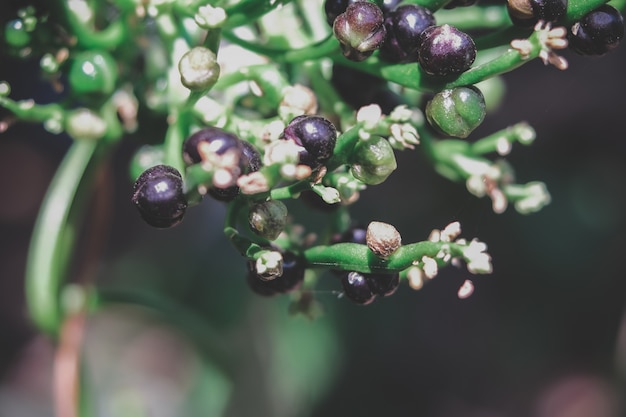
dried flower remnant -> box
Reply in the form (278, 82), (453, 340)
(366, 221), (401, 258)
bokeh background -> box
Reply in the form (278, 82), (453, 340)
(0, 4), (625, 416)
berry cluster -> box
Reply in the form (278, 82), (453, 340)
(327, 0), (476, 77)
(0, 0), (623, 329)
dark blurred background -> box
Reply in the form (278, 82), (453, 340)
(0, 6), (626, 417)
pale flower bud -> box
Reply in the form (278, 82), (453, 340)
(179, 46), (220, 91)
(366, 221), (401, 258)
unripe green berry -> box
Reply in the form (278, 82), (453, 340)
(248, 200), (288, 241)
(178, 47), (220, 91)
(5, 19), (31, 48)
(68, 50), (118, 96)
(425, 86), (486, 139)
(350, 136), (397, 185)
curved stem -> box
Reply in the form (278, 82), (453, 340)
(61, 0), (128, 50)
(25, 140), (111, 336)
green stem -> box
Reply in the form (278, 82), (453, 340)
(61, 0), (127, 49)
(25, 140), (110, 336)
(437, 5), (512, 30)
(223, 0), (296, 29)
(326, 125), (362, 171)
(303, 241), (466, 273)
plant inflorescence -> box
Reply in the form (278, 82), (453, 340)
(0, 0), (624, 331)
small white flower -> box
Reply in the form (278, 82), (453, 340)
(421, 256), (438, 279)
(356, 104), (382, 130)
(389, 105), (413, 122)
(255, 251), (283, 280)
(463, 239), (493, 274)
(263, 139), (301, 166)
(441, 221), (462, 242)
(389, 123), (419, 150)
(238, 172), (270, 195)
(457, 280), (475, 299)
(195, 5), (227, 29)
(407, 266), (424, 290)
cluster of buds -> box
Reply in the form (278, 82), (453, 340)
(406, 222), (492, 300)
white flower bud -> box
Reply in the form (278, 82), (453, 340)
(65, 108), (107, 140)
(255, 251), (283, 280)
(195, 5), (227, 29)
(421, 256), (438, 279)
(178, 47), (220, 91)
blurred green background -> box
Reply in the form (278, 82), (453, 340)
(0, 9), (625, 417)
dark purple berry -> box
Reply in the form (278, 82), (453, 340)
(569, 5), (624, 56)
(282, 115), (337, 169)
(324, 0), (361, 26)
(418, 24), (476, 77)
(366, 272), (400, 296)
(246, 251), (306, 296)
(182, 126), (243, 165)
(380, 4), (436, 63)
(341, 271), (376, 305)
(333, 2), (387, 61)
(507, 0), (567, 27)
(208, 140), (262, 202)
(132, 165), (187, 228)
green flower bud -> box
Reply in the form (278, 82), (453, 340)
(425, 86), (486, 139)
(68, 50), (118, 96)
(178, 46), (220, 91)
(248, 200), (288, 241)
(5, 19), (31, 48)
(350, 136), (397, 185)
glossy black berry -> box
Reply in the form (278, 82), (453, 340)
(333, 1), (387, 61)
(182, 126), (242, 165)
(418, 24), (476, 77)
(366, 272), (400, 296)
(208, 140), (262, 202)
(132, 165), (187, 228)
(282, 115), (337, 169)
(341, 271), (376, 305)
(324, 0), (361, 26)
(380, 4), (436, 63)
(569, 5), (624, 56)
(507, 0), (567, 27)
(246, 251), (306, 296)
